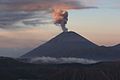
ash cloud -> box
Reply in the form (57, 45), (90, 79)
(0, 0), (96, 29)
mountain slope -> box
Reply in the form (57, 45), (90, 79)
(21, 31), (120, 61)
(21, 31), (98, 58)
(111, 44), (120, 50)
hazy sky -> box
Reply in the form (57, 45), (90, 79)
(0, 0), (120, 57)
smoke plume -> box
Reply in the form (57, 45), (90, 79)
(52, 10), (69, 32)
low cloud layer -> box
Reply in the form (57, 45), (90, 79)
(0, 0), (95, 29)
(30, 57), (98, 64)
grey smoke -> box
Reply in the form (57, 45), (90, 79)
(30, 57), (98, 64)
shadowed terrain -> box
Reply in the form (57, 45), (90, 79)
(0, 57), (120, 80)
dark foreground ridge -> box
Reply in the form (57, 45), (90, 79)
(0, 57), (120, 80)
(21, 31), (120, 61)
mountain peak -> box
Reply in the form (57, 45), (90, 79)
(58, 31), (82, 37)
(57, 31), (83, 39)
(49, 31), (83, 42)
(60, 31), (79, 35)
(48, 31), (98, 47)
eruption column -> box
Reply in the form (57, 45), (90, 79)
(52, 9), (68, 32)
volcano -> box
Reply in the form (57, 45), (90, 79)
(21, 31), (97, 58)
(21, 31), (120, 61)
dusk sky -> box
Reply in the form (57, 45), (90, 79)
(0, 0), (120, 57)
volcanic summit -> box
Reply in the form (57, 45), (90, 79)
(21, 31), (98, 58)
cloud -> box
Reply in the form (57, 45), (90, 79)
(30, 57), (98, 64)
(0, 0), (96, 29)
(0, 0), (81, 11)
(0, 11), (30, 26)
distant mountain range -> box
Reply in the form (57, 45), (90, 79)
(21, 31), (120, 61)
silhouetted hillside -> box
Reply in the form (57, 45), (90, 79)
(0, 57), (120, 80)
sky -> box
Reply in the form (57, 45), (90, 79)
(0, 0), (120, 57)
